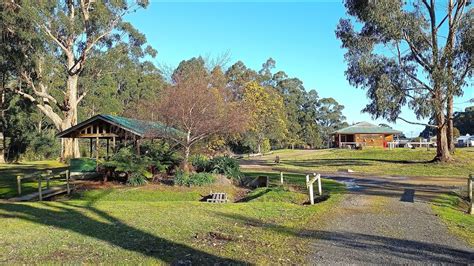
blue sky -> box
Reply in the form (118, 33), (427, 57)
(126, 1), (473, 137)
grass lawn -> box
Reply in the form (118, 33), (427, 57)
(243, 147), (474, 178)
(432, 193), (474, 246)
(0, 161), (67, 199)
(0, 171), (345, 264)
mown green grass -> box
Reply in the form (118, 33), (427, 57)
(0, 171), (345, 264)
(73, 184), (243, 202)
(432, 193), (474, 246)
(245, 147), (474, 178)
(0, 161), (67, 199)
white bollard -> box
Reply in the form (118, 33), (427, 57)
(307, 174), (314, 205)
(280, 172), (284, 185)
(317, 174), (322, 195)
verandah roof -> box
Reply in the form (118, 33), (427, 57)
(57, 114), (180, 139)
(333, 122), (402, 135)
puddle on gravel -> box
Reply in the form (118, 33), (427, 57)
(326, 177), (362, 191)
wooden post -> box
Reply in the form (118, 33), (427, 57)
(338, 134), (341, 148)
(317, 174), (322, 195)
(469, 174), (473, 215)
(136, 139), (141, 155)
(38, 176), (42, 201)
(16, 176), (22, 195)
(306, 174), (314, 205)
(280, 172), (284, 184)
(46, 170), (52, 189)
(90, 138), (93, 158)
(96, 136), (99, 161)
(112, 136), (116, 153)
(106, 138), (110, 159)
(66, 169), (71, 195)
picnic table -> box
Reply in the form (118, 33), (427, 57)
(206, 192), (228, 203)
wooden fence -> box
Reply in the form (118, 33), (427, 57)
(16, 169), (71, 201)
(279, 171), (323, 205)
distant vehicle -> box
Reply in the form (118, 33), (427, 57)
(457, 134), (474, 147)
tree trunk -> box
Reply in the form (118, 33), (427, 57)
(435, 110), (452, 162)
(446, 95), (455, 153)
(0, 88), (5, 163)
(0, 132), (5, 164)
(60, 74), (80, 159)
(182, 145), (191, 173)
(181, 131), (192, 173)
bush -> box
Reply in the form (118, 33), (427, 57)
(174, 171), (215, 187)
(190, 154), (210, 172)
(21, 130), (60, 161)
(140, 141), (181, 173)
(103, 147), (150, 174)
(70, 158), (97, 172)
(127, 173), (148, 186)
(209, 156), (242, 180)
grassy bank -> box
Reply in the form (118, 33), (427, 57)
(242, 148), (474, 178)
(0, 172), (345, 264)
(432, 193), (474, 246)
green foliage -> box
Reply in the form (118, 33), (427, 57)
(126, 173), (148, 187)
(69, 158), (97, 173)
(209, 156), (241, 180)
(174, 171), (216, 187)
(140, 141), (181, 173)
(261, 139), (271, 153)
(103, 147), (150, 177)
(454, 106), (474, 135)
(189, 154), (210, 173)
(243, 81), (288, 152)
(20, 130), (61, 161)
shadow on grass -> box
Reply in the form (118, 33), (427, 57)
(0, 191), (244, 264)
(235, 188), (272, 202)
(213, 212), (473, 264)
(283, 158), (433, 168)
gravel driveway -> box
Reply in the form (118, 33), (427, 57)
(309, 176), (474, 264)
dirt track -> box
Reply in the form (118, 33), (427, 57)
(309, 176), (473, 264)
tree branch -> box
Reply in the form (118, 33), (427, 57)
(402, 32), (433, 73)
(395, 43), (433, 93)
(38, 23), (70, 55)
(397, 117), (438, 128)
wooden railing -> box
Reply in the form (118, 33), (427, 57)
(338, 142), (366, 148)
(16, 169), (71, 201)
(279, 171), (323, 205)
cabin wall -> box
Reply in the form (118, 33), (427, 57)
(355, 134), (390, 147)
(333, 133), (395, 148)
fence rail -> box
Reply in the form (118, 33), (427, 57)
(16, 169), (71, 201)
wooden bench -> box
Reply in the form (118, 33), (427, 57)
(206, 193), (228, 203)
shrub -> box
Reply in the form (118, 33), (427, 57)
(21, 131), (60, 161)
(174, 171), (215, 187)
(190, 154), (210, 172)
(140, 141), (181, 173)
(70, 158), (97, 172)
(261, 138), (271, 153)
(127, 173), (148, 186)
(103, 147), (150, 174)
(209, 156), (242, 180)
